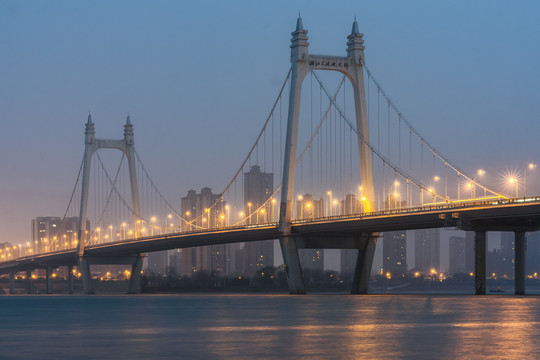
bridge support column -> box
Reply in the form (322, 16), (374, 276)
(67, 265), (74, 294)
(351, 236), (377, 294)
(474, 231), (486, 295)
(78, 257), (94, 294)
(9, 272), (15, 294)
(515, 231), (526, 295)
(127, 255), (144, 294)
(26, 270), (32, 294)
(46, 267), (53, 294)
(279, 237), (306, 294)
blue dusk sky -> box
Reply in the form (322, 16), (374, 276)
(1, 1), (539, 270)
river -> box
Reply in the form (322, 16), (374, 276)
(1, 294), (539, 359)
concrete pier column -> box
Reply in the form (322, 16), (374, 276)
(279, 237), (306, 294)
(26, 270), (32, 294)
(46, 267), (53, 294)
(8, 272), (15, 294)
(78, 257), (94, 294)
(474, 231), (486, 295)
(351, 236), (377, 294)
(515, 231), (526, 295)
(67, 265), (74, 294)
(127, 255), (144, 294)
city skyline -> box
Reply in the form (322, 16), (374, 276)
(1, 2), (540, 274)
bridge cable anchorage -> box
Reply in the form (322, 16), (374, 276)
(187, 66), (293, 227)
(309, 67), (451, 204)
(358, 57), (507, 200)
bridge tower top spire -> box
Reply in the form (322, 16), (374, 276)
(290, 16), (309, 62)
(85, 113), (95, 144)
(347, 19), (365, 61)
(124, 114), (134, 145)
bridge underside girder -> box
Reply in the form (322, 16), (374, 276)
(286, 232), (377, 294)
(78, 254), (145, 295)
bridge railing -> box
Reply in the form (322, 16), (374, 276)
(291, 196), (540, 225)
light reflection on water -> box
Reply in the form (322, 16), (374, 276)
(1, 294), (540, 359)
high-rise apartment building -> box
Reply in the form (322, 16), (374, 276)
(243, 166), (274, 275)
(297, 193), (324, 271)
(527, 231), (540, 274)
(501, 231), (514, 277)
(383, 231), (407, 278)
(415, 229), (440, 274)
(31, 217), (84, 254)
(179, 187), (227, 276)
(449, 236), (466, 275)
(465, 231), (475, 274)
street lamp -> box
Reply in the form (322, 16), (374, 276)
(327, 191), (332, 216)
(525, 163), (537, 197)
(151, 216), (157, 234)
(507, 177), (518, 197)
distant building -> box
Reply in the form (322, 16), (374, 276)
(0, 242), (13, 261)
(449, 236), (466, 275)
(465, 231), (475, 274)
(340, 249), (357, 277)
(243, 166), (274, 275)
(415, 229), (440, 274)
(383, 231), (407, 278)
(527, 231), (540, 275)
(147, 251), (168, 275)
(169, 249), (182, 275)
(297, 193), (324, 271)
(500, 231), (515, 277)
(31, 217), (83, 254)
(179, 187), (227, 276)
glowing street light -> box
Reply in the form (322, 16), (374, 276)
(507, 176), (518, 197)
(525, 163), (537, 197)
(327, 191), (332, 216)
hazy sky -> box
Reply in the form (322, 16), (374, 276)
(1, 1), (539, 270)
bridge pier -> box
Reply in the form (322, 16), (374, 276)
(78, 257), (95, 294)
(474, 231), (486, 295)
(128, 255), (144, 294)
(67, 265), (74, 294)
(351, 236), (377, 294)
(279, 237), (306, 294)
(46, 267), (53, 294)
(9, 272), (15, 294)
(26, 270), (32, 294)
(515, 231), (526, 295)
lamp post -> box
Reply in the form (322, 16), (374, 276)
(327, 191), (332, 216)
(298, 195), (303, 220)
(508, 177), (518, 198)
(185, 211), (191, 231)
(524, 163), (537, 197)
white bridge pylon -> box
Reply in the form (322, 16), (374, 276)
(278, 17), (377, 294)
(77, 114), (143, 294)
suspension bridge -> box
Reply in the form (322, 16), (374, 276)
(2, 17), (539, 295)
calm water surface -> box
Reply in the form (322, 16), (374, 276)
(1, 294), (540, 359)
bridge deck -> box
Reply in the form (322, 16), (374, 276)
(2, 197), (540, 274)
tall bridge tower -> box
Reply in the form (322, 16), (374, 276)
(279, 17), (377, 294)
(77, 114), (143, 294)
